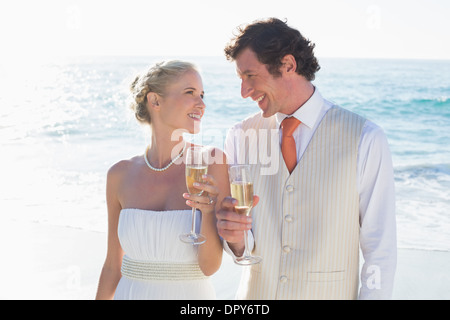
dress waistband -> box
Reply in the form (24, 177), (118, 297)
(121, 256), (208, 281)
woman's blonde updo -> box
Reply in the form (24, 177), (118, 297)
(129, 60), (198, 125)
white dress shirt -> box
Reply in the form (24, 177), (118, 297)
(224, 88), (397, 299)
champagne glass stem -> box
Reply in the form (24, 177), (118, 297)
(180, 207), (205, 245)
(243, 229), (250, 257)
(190, 207), (197, 236)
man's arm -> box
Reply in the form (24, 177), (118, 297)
(358, 121), (397, 299)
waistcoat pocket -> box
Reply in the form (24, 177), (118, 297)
(307, 270), (346, 282)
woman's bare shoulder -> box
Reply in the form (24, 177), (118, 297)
(107, 155), (143, 180)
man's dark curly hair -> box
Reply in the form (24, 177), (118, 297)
(224, 18), (320, 81)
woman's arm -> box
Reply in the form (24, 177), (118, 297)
(95, 163), (125, 300)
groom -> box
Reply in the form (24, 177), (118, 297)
(216, 18), (397, 299)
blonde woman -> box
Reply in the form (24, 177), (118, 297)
(95, 61), (228, 300)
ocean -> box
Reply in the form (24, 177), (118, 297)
(0, 56), (449, 252)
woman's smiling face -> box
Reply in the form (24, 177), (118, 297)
(156, 69), (205, 134)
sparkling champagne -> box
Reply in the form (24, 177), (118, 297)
(230, 181), (253, 216)
(186, 165), (208, 195)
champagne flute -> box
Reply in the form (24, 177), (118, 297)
(229, 165), (262, 265)
(179, 146), (207, 245)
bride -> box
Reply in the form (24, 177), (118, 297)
(95, 60), (228, 300)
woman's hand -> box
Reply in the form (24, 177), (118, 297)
(183, 174), (219, 213)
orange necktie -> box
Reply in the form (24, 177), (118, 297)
(281, 117), (301, 173)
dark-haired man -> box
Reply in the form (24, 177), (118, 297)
(216, 18), (396, 299)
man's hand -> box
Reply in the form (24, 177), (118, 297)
(216, 195), (259, 256)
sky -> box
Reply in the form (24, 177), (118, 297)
(1, 0), (449, 61)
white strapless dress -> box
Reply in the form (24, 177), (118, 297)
(114, 208), (216, 300)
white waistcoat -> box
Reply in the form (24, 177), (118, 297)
(234, 106), (366, 299)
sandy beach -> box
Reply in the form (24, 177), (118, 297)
(0, 220), (448, 300)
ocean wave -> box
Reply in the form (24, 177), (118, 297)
(395, 163), (450, 178)
(394, 162), (450, 251)
(390, 96), (450, 108)
(394, 163), (450, 198)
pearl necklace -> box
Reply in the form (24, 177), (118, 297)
(144, 142), (187, 172)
